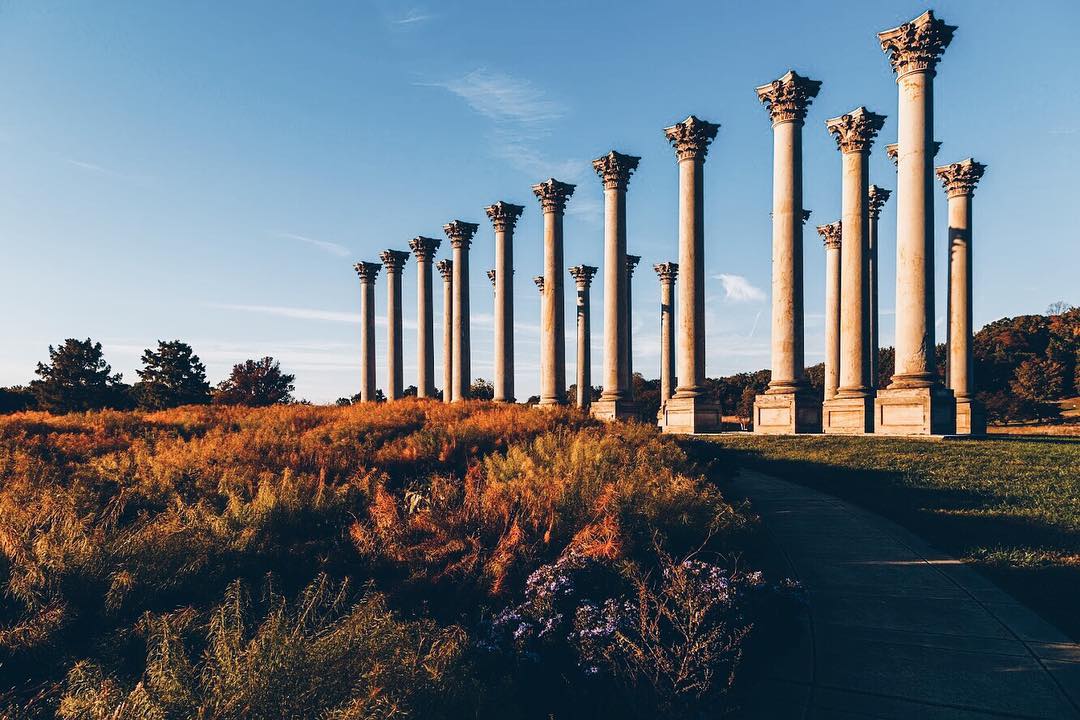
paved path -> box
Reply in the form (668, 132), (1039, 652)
(730, 470), (1080, 719)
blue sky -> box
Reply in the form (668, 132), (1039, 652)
(1, 1), (1077, 402)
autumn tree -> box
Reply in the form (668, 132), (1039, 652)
(133, 340), (211, 409)
(213, 357), (295, 407)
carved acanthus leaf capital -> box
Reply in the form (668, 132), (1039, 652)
(484, 201), (525, 231)
(592, 151), (641, 191)
(531, 178), (576, 214)
(878, 10), (956, 77)
(825, 107), (886, 153)
(653, 262), (679, 283)
(755, 70), (822, 125)
(663, 115), (720, 163)
(443, 220), (479, 249)
(409, 236), (441, 260)
(435, 258), (453, 280)
(936, 158), (987, 198)
(380, 249), (410, 272)
(625, 254), (641, 277)
(568, 265), (598, 286)
(353, 261), (381, 283)
(486, 269), (496, 287)
(817, 221), (842, 250)
(867, 186), (892, 219)
(533, 276), (545, 293)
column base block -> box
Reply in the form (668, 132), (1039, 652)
(590, 398), (639, 422)
(955, 398), (986, 436)
(658, 396), (722, 434)
(822, 395), (875, 434)
(873, 386), (956, 436)
(752, 392), (822, 434)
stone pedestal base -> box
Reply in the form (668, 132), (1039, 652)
(590, 398), (639, 422)
(873, 386), (956, 436)
(753, 392), (822, 434)
(822, 395), (875, 434)
(658, 395), (722, 434)
(955, 398), (986, 436)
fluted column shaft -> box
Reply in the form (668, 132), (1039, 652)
(655, 264), (678, 403)
(410, 237), (440, 398)
(867, 187), (891, 389)
(837, 149), (872, 397)
(355, 262), (380, 402)
(437, 260), (453, 402)
(486, 202), (523, 403)
(947, 191), (972, 398)
(444, 220), (478, 402)
(675, 155), (706, 397)
(380, 250), (409, 401)
(824, 236), (842, 400)
(569, 266), (597, 409)
(542, 209), (566, 404)
(768, 119), (807, 392)
(603, 186), (628, 400)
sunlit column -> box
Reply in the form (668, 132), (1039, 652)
(485, 201), (524, 403)
(380, 249), (410, 401)
(653, 262), (678, 412)
(444, 220), (479, 402)
(435, 259), (453, 402)
(354, 261), (381, 402)
(409, 236), (441, 399)
(532, 179), (575, 406)
(866, 186), (892, 389)
(817, 222), (843, 402)
(569, 265), (598, 409)
(625, 254), (640, 391)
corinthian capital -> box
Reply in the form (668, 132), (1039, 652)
(592, 151), (641, 191)
(380, 249), (410, 272)
(625, 254), (641, 277)
(443, 220), (479, 249)
(533, 275), (545, 293)
(867, 186), (892, 219)
(936, 158), (987, 198)
(485, 201), (525, 231)
(435, 258), (453, 280)
(817, 221), (842, 250)
(755, 70), (822, 125)
(486, 269), (496, 287)
(825, 107), (886, 154)
(353, 261), (381, 283)
(653, 262), (678, 283)
(663, 115), (720, 163)
(878, 10), (956, 77)
(568, 265), (598, 287)
(531, 178), (576, 214)
(408, 236), (441, 261)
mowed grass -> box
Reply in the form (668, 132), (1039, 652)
(701, 435), (1080, 639)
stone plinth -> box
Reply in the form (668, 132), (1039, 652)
(955, 399), (986, 436)
(823, 396), (876, 435)
(874, 386), (956, 436)
(753, 391), (822, 434)
(658, 395), (722, 435)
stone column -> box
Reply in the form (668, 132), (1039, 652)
(409, 237), (440, 399)
(875, 10), (957, 435)
(822, 107), (885, 434)
(569, 265), (598, 409)
(590, 152), (640, 421)
(653, 262), (678, 416)
(354, 262), (381, 402)
(444, 220), (479, 402)
(625, 254), (640, 391)
(659, 116), (721, 433)
(532, 179), (575, 406)
(866, 186), (891, 390)
(435, 259), (453, 402)
(937, 158), (987, 434)
(380, 249), (410, 401)
(752, 70), (822, 434)
(817, 222), (843, 402)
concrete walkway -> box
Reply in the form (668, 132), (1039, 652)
(731, 470), (1080, 719)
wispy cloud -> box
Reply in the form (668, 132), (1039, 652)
(391, 8), (433, 25)
(715, 274), (766, 303)
(275, 232), (351, 258)
(209, 303), (360, 324)
(747, 310), (763, 338)
(66, 157), (149, 184)
(424, 69), (583, 180)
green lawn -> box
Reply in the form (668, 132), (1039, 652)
(697, 435), (1080, 640)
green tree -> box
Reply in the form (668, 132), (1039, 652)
(213, 357), (295, 407)
(30, 338), (128, 413)
(133, 340), (211, 409)
(468, 378), (494, 400)
(0, 386), (36, 413)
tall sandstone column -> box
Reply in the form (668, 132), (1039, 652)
(818, 222), (843, 401)
(937, 158), (987, 434)
(659, 116), (722, 434)
(569, 265), (598, 409)
(409, 237), (441, 399)
(354, 261), (381, 402)
(532, 180), (575, 406)
(867, 185), (892, 389)
(436, 259), (453, 402)
(875, 10), (957, 435)
(753, 70), (822, 434)
(590, 151), (640, 421)
(380, 249), (410, 401)
(654, 262), (678, 416)
(822, 107), (885, 434)
(625, 254), (641, 389)
(489, 201), (523, 396)
(444, 220), (479, 402)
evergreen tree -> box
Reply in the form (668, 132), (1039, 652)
(134, 340), (211, 409)
(213, 357), (295, 407)
(31, 338), (128, 413)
